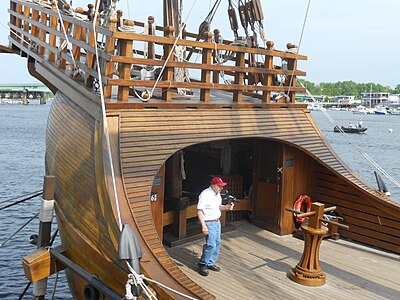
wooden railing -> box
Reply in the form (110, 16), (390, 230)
(8, 0), (307, 104)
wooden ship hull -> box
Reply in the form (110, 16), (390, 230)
(7, 1), (400, 299)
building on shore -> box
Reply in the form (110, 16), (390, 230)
(361, 92), (400, 107)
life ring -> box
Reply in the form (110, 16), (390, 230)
(293, 195), (312, 224)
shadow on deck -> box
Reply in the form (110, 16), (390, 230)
(166, 221), (400, 300)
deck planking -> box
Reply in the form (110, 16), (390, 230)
(166, 221), (400, 300)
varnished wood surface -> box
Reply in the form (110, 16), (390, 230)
(167, 221), (400, 300)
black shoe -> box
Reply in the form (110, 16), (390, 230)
(197, 264), (209, 276)
(207, 265), (221, 272)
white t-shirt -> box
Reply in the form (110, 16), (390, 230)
(197, 186), (222, 221)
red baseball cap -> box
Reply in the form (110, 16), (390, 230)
(210, 177), (227, 187)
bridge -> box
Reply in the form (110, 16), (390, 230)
(0, 83), (53, 105)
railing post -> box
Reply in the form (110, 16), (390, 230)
(117, 21), (134, 101)
(38, 6), (48, 56)
(162, 26), (175, 101)
(286, 43), (298, 103)
(233, 51), (245, 102)
(212, 29), (221, 84)
(200, 32), (213, 102)
(59, 4), (71, 71)
(104, 17), (118, 98)
(147, 16), (155, 59)
(86, 11), (99, 87)
(31, 7), (40, 40)
(48, 1), (58, 62)
(9, 1), (17, 42)
(15, 2), (23, 45)
(261, 41), (274, 103)
(22, 3), (31, 52)
(72, 8), (84, 77)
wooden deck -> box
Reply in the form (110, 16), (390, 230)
(166, 221), (400, 300)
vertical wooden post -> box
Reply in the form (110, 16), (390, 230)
(289, 202), (327, 287)
(9, 1), (17, 42)
(212, 29), (221, 84)
(147, 16), (155, 59)
(31, 8), (40, 39)
(15, 2), (23, 44)
(117, 24), (133, 101)
(233, 51), (245, 102)
(200, 32), (213, 102)
(86, 15), (99, 86)
(72, 21), (82, 73)
(48, 1), (58, 62)
(261, 41), (275, 103)
(59, 3), (71, 71)
(38, 9), (48, 56)
(23, 4), (30, 49)
(162, 26), (175, 101)
(33, 175), (56, 300)
(104, 17), (118, 98)
(286, 43), (298, 103)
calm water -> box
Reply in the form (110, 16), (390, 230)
(0, 104), (399, 299)
(0, 104), (72, 299)
(311, 110), (400, 201)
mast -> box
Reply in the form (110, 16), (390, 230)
(163, 0), (181, 36)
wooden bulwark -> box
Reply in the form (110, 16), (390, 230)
(8, 0), (306, 103)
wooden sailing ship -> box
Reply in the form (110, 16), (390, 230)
(6, 0), (400, 299)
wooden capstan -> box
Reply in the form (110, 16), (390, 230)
(286, 202), (349, 286)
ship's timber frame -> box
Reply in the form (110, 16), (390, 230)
(8, 1), (400, 299)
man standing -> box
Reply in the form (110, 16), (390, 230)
(197, 176), (234, 276)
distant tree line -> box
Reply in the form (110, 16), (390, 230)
(298, 80), (400, 100)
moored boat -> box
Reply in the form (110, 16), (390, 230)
(4, 1), (400, 299)
(352, 105), (368, 114)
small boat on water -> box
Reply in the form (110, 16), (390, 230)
(4, 0), (400, 299)
(334, 121), (367, 133)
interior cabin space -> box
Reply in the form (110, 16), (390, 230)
(148, 138), (316, 246)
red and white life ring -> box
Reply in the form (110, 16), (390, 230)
(293, 195), (312, 223)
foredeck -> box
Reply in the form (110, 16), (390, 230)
(166, 221), (400, 300)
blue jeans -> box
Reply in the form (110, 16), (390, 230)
(200, 221), (221, 266)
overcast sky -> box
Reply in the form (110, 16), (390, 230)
(0, 0), (399, 88)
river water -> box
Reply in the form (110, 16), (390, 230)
(0, 104), (399, 299)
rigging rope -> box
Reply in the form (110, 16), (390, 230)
(0, 190), (42, 206)
(300, 82), (400, 189)
(286, 0), (311, 99)
(125, 262), (199, 300)
(0, 212), (39, 248)
(54, 1), (77, 67)
(92, 0), (123, 231)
